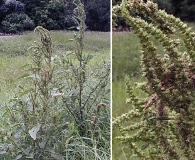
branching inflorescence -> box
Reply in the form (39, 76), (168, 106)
(113, 0), (195, 159)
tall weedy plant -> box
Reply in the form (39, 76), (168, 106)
(0, 0), (110, 159)
(54, 0), (110, 156)
(113, 0), (195, 159)
(52, 0), (110, 157)
(1, 25), (66, 159)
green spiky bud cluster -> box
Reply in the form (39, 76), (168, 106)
(113, 0), (195, 159)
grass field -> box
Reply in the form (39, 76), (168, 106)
(0, 30), (110, 159)
(0, 31), (110, 104)
(112, 32), (142, 160)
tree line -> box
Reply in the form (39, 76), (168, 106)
(113, 0), (195, 29)
(153, 0), (195, 21)
(0, 0), (110, 33)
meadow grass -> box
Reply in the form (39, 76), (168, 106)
(0, 55), (29, 104)
(112, 32), (143, 160)
(0, 31), (110, 105)
(0, 30), (110, 159)
(112, 32), (142, 115)
(112, 32), (141, 81)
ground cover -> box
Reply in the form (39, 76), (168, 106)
(0, 31), (110, 104)
(0, 30), (110, 159)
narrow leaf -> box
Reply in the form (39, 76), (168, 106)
(141, 142), (150, 150)
(14, 127), (23, 138)
(29, 124), (41, 140)
(15, 154), (22, 160)
(39, 140), (47, 149)
(148, 116), (172, 120)
(25, 67), (40, 72)
(17, 73), (30, 80)
(64, 39), (75, 43)
(52, 93), (64, 97)
(20, 63), (30, 69)
(18, 88), (33, 97)
(68, 26), (76, 30)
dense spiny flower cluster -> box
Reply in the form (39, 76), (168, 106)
(113, 0), (195, 159)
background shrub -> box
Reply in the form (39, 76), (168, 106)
(2, 13), (35, 33)
(0, 0), (110, 32)
(84, 0), (110, 31)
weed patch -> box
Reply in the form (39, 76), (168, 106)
(0, 1), (110, 159)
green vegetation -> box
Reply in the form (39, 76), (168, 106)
(112, 32), (141, 81)
(0, 3), (110, 158)
(113, 0), (195, 159)
(0, 0), (110, 33)
(0, 32), (110, 159)
(112, 32), (143, 159)
(0, 31), (109, 102)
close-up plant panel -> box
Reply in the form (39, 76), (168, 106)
(112, 0), (195, 159)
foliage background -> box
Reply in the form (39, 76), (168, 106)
(0, 0), (110, 33)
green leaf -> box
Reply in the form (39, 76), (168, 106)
(20, 63), (30, 69)
(68, 89), (79, 97)
(15, 154), (23, 160)
(24, 147), (31, 155)
(148, 116), (172, 120)
(39, 140), (47, 149)
(29, 124), (41, 140)
(141, 142), (150, 150)
(86, 54), (93, 62)
(26, 156), (34, 159)
(65, 39), (75, 43)
(14, 127), (23, 139)
(68, 26), (77, 30)
(18, 88), (33, 97)
(17, 73), (30, 80)
(25, 67), (40, 72)
(52, 93), (65, 97)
